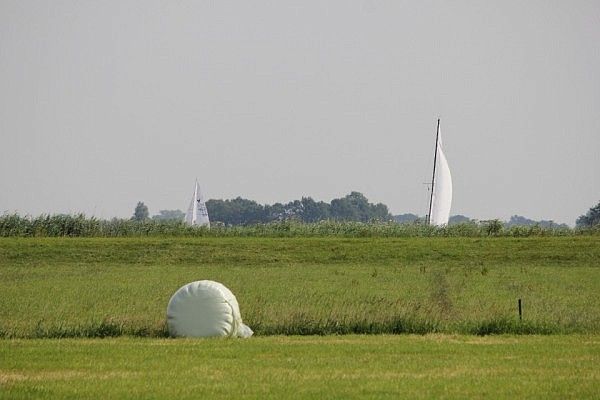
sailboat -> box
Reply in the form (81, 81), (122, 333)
(427, 119), (453, 226)
(184, 181), (210, 228)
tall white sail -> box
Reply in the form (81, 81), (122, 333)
(429, 124), (453, 226)
(184, 181), (210, 227)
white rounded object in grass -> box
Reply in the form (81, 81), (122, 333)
(166, 280), (253, 338)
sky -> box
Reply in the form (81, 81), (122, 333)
(1, 1), (598, 225)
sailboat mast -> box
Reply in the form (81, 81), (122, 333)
(427, 118), (441, 224)
(193, 181), (198, 223)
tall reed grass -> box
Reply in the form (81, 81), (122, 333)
(1, 213), (594, 237)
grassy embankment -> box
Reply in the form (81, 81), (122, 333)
(1, 236), (598, 337)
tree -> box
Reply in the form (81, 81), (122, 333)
(132, 202), (149, 221)
(448, 215), (475, 225)
(505, 215), (568, 229)
(330, 192), (391, 222)
(330, 193), (362, 221)
(264, 202), (287, 221)
(300, 197), (330, 222)
(482, 219), (502, 236)
(206, 198), (267, 225)
(152, 209), (185, 221)
(205, 192), (392, 225)
(394, 213), (420, 224)
(576, 201), (600, 228)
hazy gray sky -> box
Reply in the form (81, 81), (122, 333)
(1, 1), (598, 224)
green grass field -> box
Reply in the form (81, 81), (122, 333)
(1, 335), (598, 399)
(1, 236), (599, 398)
(1, 236), (599, 336)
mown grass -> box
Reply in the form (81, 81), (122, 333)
(2, 213), (596, 237)
(1, 237), (598, 337)
(1, 335), (598, 399)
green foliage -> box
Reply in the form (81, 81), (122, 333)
(506, 215), (568, 229)
(132, 201), (149, 221)
(299, 197), (331, 222)
(1, 237), (598, 338)
(448, 214), (473, 225)
(206, 192), (391, 225)
(0, 214), (583, 238)
(207, 197), (267, 225)
(482, 219), (503, 236)
(394, 213), (420, 223)
(576, 200), (600, 228)
(330, 191), (391, 222)
(152, 209), (185, 221)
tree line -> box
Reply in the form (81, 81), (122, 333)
(139, 197), (600, 228)
(137, 192), (389, 224)
(206, 192), (391, 225)
(140, 192), (390, 224)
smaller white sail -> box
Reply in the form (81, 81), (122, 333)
(429, 126), (453, 226)
(184, 181), (210, 227)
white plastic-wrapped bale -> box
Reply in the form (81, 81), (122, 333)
(166, 280), (253, 338)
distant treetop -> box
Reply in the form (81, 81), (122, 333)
(132, 202), (149, 221)
(576, 201), (600, 228)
